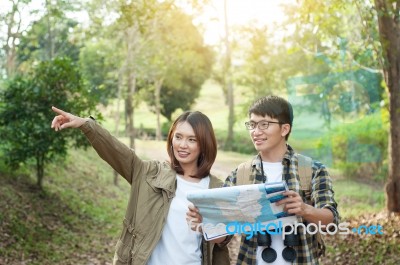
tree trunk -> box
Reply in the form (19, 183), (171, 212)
(45, 0), (54, 60)
(113, 69), (124, 186)
(4, 1), (21, 78)
(36, 153), (44, 189)
(374, 0), (400, 212)
(155, 78), (164, 141)
(223, 0), (235, 150)
(124, 26), (137, 149)
(125, 73), (136, 149)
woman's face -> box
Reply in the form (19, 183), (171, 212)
(172, 121), (201, 168)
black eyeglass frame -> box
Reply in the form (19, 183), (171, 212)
(244, 120), (283, 130)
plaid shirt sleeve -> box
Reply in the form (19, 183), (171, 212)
(223, 169), (238, 187)
(286, 152), (339, 264)
(311, 160), (340, 225)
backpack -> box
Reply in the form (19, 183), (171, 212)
(235, 153), (325, 257)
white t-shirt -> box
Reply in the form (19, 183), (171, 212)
(147, 175), (210, 265)
(256, 162), (291, 265)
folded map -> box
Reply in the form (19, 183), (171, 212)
(187, 182), (297, 240)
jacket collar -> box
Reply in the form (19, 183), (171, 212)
(208, 174), (222, 189)
(150, 162), (221, 193)
(150, 161), (177, 194)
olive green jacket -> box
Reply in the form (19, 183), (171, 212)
(80, 120), (230, 265)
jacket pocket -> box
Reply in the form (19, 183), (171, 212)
(114, 219), (134, 264)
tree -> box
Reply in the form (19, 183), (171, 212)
(374, 0), (400, 212)
(142, 5), (213, 137)
(222, 0), (235, 150)
(17, 16), (81, 64)
(0, 57), (97, 189)
(0, 0), (82, 78)
(282, 0), (383, 125)
(0, 0), (38, 78)
(79, 42), (120, 105)
(283, 0), (399, 212)
(82, 0), (160, 184)
(83, 0), (160, 148)
(177, 0), (236, 149)
(234, 24), (284, 101)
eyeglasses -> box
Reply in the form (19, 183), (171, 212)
(244, 120), (282, 130)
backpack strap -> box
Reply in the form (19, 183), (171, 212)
(297, 153), (325, 256)
(297, 153), (313, 192)
(236, 160), (254, 185)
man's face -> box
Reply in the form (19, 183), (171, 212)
(248, 113), (289, 154)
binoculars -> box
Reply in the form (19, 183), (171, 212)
(257, 226), (300, 263)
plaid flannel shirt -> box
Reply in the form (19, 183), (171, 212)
(223, 145), (339, 265)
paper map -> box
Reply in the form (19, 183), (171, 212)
(187, 182), (297, 240)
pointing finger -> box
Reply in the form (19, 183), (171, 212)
(51, 106), (69, 116)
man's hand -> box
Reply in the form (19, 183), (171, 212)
(276, 190), (334, 226)
(276, 190), (308, 216)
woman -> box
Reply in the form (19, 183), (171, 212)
(50, 106), (229, 265)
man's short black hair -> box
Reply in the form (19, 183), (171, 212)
(248, 95), (294, 140)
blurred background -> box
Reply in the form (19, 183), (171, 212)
(0, 0), (399, 264)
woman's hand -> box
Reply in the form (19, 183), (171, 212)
(186, 203), (203, 233)
(51, 106), (88, 131)
(186, 203), (228, 244)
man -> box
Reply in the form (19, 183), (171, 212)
(230, 95), (339, 264)
(188, 95), (339, 265)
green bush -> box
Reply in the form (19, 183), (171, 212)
(134, 121), (171, 141)
(216, 129), (256, 155)
(316, 112), (388, 181)
(162, 121), (173, 138)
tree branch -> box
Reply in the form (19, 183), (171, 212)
(396, 0), (400, 23)
(353, 0), (386, 71)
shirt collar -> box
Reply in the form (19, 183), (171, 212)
(253, 144), (295, 167)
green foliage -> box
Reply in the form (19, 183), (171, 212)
(79, 42), (120, 105)
(287, 69), (384, 129)
(316, 112), (388, 181)
(16, 5), (82, 65)
(0, 57), (97, 187)
(280, 0), (383, 127)
(233, 25), (280, 101)
(142, 6), (214, 121)
(17, 17), (79, 64)
(119, 0), (160, 33)
(214, 129), (255, 155)
(283, 0), (381, 70)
